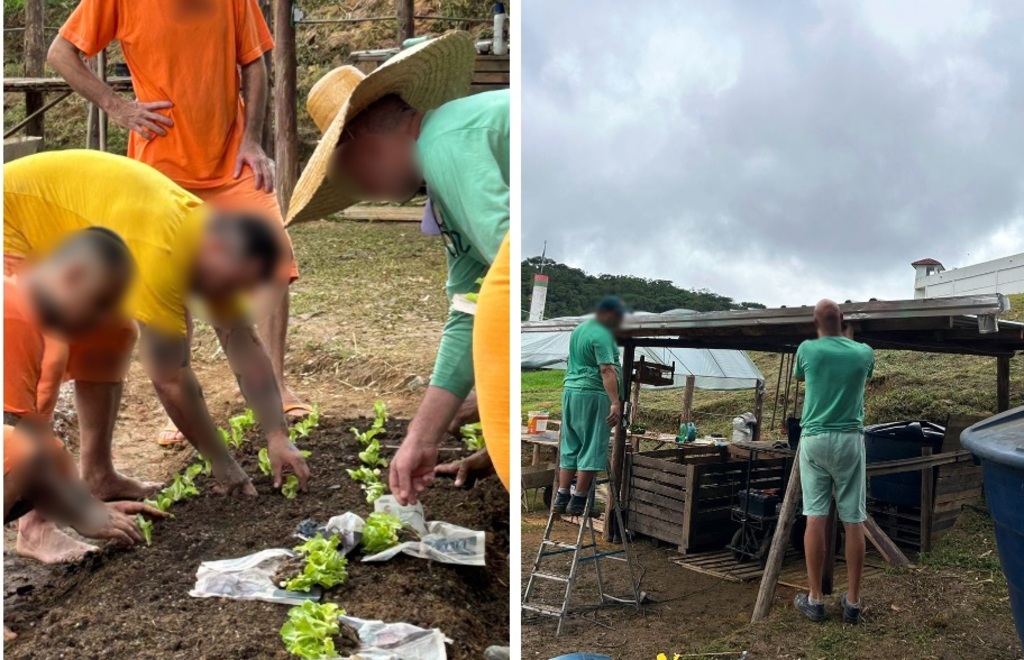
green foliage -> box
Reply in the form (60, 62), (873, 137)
(224, 409), (256, 449)
(350, 424), (383, 447)
(459, 422), (486, 451)
(521, 257), (763, 319)
(136, 515), (153, 546)
(372, 400), (388, 428)
(145, 469), (200, 512)
(282, 475), (301, 500)
(258, 447), (272, 476)
(289, 404), (321, 442)
(347, 466), (386, 504)
(280, 601), (344, 660)
(464, 277), (486, 304)
(283, 534), (349, 592)
(357, 439), (388, 469)
(362, 512), (404, 554)
(347, 400), (391, 503)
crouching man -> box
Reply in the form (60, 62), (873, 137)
(4, 229), (167, 640)
(793, 299), (875, 624)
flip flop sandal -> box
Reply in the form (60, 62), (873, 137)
(156, 426), (187, 447)
(283, 402), (314, 421)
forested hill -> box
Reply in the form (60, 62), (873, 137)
(521, 257), (765, 319)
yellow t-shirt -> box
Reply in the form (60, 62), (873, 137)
(4, 150), (239, 337)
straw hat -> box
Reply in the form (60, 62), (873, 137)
(285, 31), (477, 226)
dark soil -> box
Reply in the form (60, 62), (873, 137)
(3, 416), (510, 659)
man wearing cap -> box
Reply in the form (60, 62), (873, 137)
(48, 0), (311, 443)
(792, 299), (874, 624)
(285, 33), (510, 505)
(5, 150), (310, 562)
(553, 297), (626, 516)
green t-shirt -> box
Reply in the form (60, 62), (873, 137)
(794, 336), (875, 436)
(564, 319), (621, 394)
(417, 90), (510, 399)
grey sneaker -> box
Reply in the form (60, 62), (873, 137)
(840, 592), (862, 624)
(551, 490), (571, 514)
(566, 494), (589, 516)
(794, 593), (826, 622)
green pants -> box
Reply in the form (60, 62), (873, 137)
(799, 430), (867, 523)
(559, 389), (611, 472)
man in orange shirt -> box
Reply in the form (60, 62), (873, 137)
(4, 229), (166, 576)
(48, 0), (310, 443)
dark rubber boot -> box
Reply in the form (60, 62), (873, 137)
(566, 494), (589, 516)
(551, 490), (571, 515)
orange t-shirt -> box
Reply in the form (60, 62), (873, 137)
(3, 276), (46, 420)
(59, 0), (274, 189)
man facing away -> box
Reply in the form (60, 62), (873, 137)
(793, 299), (875, 624)
(553, 297), (626, 516)
(48, 0), (310, 442)
(4, 230), (167, 638)
(4, 150), (309, 562)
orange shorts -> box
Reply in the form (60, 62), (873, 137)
(3, 424), (70, 478)
(190, 170), (300, 284)
(473, 233), (511, 491)
(3, 254), (137, 384)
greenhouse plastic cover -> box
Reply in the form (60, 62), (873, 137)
(521, 311), (764, 391)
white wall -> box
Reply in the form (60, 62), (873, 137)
(914, 253), (1024, 299)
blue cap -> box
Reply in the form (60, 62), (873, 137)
(596, 296), (627, 315)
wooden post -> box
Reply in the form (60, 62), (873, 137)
(396, 0), (415, 44)
(606, 342), (635, 542)
(752, 381), (765, 442)
(260, 0), (275, 156)
(681, 375), (696, 424)
(821, 501), (838, 595)
(752, 449), (802, 622)
(274, 0), (298, 213)
(997, 355), (1011, 413)
(97, 50), (108, 151)
(920, 446), (934, 553)
(24, 0), (46, 138)
(863, 514), (910, 567)
(679, 463), (700, 553)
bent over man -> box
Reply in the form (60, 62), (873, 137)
(49, 0), (309, 442)
(793, 299), (875, 624)
(4, 151), (310, 562)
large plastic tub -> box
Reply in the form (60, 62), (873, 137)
(961, 408), (1024, 646)
(864, 421), (945, 507)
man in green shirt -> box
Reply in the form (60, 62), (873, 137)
(554, 297), (626, 516)
(284, 34), (509, 505)
(793, 299), (874, 624)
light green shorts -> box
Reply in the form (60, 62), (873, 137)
(799, 430), (867, 524)
(559, 389), (611, 472)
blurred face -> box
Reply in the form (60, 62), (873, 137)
(596, 310), (624, 331)
(31, 259), (130, 336)
(193, 232), (263, 299)
(333, 133), (421, 202)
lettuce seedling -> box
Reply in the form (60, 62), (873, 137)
(350, 425), (383, 447)
(136, 514), (153, 545)
(362, 512), (404, 553)
(280, 601), (344, 660)
(289, 404), (321, 442)
(258, 447), (272, 476)
(357, 439), (388, 469)
(460, 422), (486, 451)
(372, 400), (388, 427)
(281, 474), (300, 500)
(283, 534), (349, 592)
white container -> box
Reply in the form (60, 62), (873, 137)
(492, 3), (508, 56)
(527, 410), (549, 433)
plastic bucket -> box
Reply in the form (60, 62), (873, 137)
(527, 411), (549, 434)
(864, 421), (945, 507)
(961, 408), (1024, 646)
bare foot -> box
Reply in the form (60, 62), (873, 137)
(5, 625), (17, 642)
(84, 470), (163, 502)
(16, 513), (98, 564)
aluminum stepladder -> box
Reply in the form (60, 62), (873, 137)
(521, 460), (643, 636)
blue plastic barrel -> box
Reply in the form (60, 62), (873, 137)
(549, 655), (612, 660)
(961, 407), (1024, 645)
(864, 421), (945, 507)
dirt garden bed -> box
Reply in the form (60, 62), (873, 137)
(3, 416), (510, 659)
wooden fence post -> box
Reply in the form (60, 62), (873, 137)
(24, 0), (46, 138)
(396, 0), (414, 44)
(681, 375), (695, 424)
(274, 0), (298, 213)
(997, 355), (1010, 413)
(920, 446), (934, 553)
(752, 449), (802, 622)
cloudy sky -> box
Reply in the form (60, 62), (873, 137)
(522, 0), (1024, 307)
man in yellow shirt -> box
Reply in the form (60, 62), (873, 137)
(4, 150), (310, 560)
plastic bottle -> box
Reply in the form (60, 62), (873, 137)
(492, 3), (508, 56)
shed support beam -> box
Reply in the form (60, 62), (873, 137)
(274, 0), (298, 213)
(24, 0), (46, 138)
(997, 355), (1011, 412)
(607, 342), (635, 542)
(681, 375), (695, 425)
(396, 0), (414, 43)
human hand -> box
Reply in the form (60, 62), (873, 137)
(446, 392), (480, 436)
(109, 98), (174, 140)
(73, 504), (147, 545)
(212, 458), (258, 497)
(389, 434), (439, 505)
(267, 433), (310, 492)
(434, 448), (495, 489)
(233, 137), (275, 193)
(106, 500), (170, 519)
(606, 402), (622, 428)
